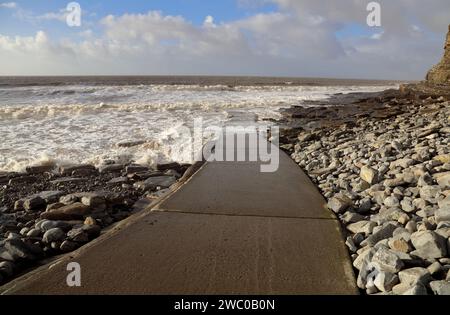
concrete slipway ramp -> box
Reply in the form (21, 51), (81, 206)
(1, 136), (357, 295)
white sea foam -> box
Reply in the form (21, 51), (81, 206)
(0, 84), (397, 172)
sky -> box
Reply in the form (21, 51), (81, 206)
(0, 0), (449, 79)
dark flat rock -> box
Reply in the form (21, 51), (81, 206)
(50, 177), (87, 184)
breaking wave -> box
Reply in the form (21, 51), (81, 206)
(0, 83), (398, 172)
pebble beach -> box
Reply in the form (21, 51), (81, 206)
(280, 84), (450, 295)
(0, 161), (191, 284)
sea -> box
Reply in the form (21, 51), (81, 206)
(0, 76), (400, 172)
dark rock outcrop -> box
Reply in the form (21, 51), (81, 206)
(426, 25), (450, 85)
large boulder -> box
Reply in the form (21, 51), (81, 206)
(347, 220), (376, 236)
(360, 166), (379, 185)
(59, 164), (96, 176)
(398, 267), (432, 287)
(410, 231), (447, 259)
(23, 196), (45, 211)
(3, 239), (43, 261)
(67, 228), (89, 243)
(371, 247), (404, 273)
(133, 176), (177, 191)
(434, 171), (450, 189)
(42, 228), (66, 244)
(40, 202), (91, 220)
(327, 194), (353, 214)
(430, 281), (450, 295)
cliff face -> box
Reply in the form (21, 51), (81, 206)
(426, 25), (450, 85)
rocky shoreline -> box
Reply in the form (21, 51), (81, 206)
(2, 23), (450, 292)
(1, 88), (448, 294)
(0, 161), (190, 285)
(279, 84), (450, 295)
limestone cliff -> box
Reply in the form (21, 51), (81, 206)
(426, 25), (450, 85)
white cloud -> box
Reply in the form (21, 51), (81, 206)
(36, 10), (67, 22)
(79, 29), (93, 38)
(0, 2), (449, 79)
(0, 2), (16, 9)
(203, 15), (216, 28)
